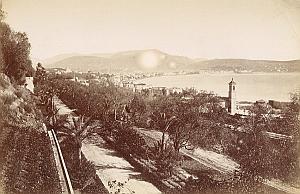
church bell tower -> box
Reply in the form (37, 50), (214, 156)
(228, 78), (236, 115)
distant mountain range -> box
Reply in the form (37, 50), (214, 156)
(41, 49), (300, 73)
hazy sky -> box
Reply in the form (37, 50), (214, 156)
(2, 0), (300, 60)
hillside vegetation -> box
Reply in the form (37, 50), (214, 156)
(0, 73), (61, 193)
(0, 8), (62, 193)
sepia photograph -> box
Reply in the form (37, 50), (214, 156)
(0, 0), (299, 193)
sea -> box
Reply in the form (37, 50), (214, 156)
(140, 72), (300, 102)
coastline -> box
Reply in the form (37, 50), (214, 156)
(138, 72), (300, 102)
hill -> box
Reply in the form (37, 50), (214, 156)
(44, 50), (300, 73)
(44, 49), (194, 72)
(41, 53), (83, 65)
(187, 59), (300, 72)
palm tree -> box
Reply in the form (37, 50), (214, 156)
(150, 112), (176, 152)
(56, 115), (99, 167)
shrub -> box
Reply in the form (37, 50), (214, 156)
(150, 143), (178, 178)
(115, 126), (148, 158)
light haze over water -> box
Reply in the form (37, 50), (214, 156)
(141, 73), (300, 102)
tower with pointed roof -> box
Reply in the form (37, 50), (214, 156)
(228, 78), (236, 115)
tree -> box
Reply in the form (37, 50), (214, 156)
(279, 92), (300, 181)
(166, 98), (200, 155)
(150, 112), (176, 152)
(284, 92), (300, 136)
(234, 102), (292, 182)
(33, 63), (46, 86)
(57, 115), (99, 167)
(169, 120), (198, 155)
(0, 8), (5, 72)
(128, 95), (146, 124)
(0, 7), (4, 21)
(0, 18), (34, 84)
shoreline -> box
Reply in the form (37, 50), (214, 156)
(137, 72), (299, 102)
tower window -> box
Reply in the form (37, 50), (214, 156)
(233, 86), (235, 90)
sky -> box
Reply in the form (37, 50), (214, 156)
(2, 0), (300, 60)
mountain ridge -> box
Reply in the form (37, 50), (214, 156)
(42, 49), (300, 73)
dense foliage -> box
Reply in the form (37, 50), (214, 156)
(0, 9), (34, 84)
(231, 99), (300, 182)
(0, 73), (61, 193)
